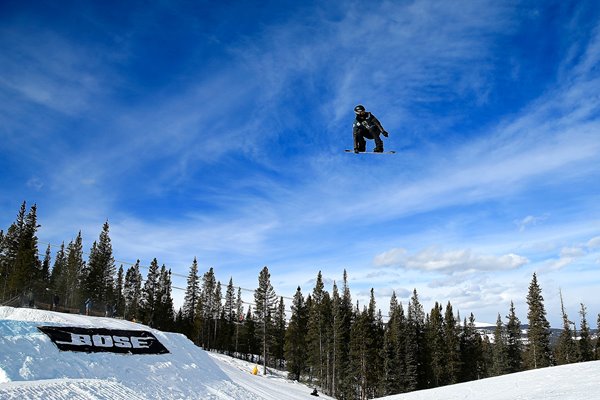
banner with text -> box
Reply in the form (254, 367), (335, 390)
(38, 326), (170, 354)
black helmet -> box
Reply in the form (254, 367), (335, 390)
(354, 104), (366, 114)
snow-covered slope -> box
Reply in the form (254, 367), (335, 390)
(0, 306), (331, 399)
(2, 306), (600, 400)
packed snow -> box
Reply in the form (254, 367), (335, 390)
(0, 306), (332, 399)
(1, 306), (600, 399)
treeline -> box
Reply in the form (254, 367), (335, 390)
(2, 202), (600, 399)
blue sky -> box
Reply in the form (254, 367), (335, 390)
(1, 0), (599, 326)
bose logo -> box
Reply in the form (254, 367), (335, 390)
(56, 333), (154, 349)
(38, 326), (170, 354)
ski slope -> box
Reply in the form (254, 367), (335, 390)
(0, 306), (331, 399)
(1, 306), (600, 399)
(381, 361), (600, 400)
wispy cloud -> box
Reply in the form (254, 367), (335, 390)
(373, 246), (528, 274)
(516, 215), (549, 232)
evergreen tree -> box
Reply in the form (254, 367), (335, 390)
(1, 202), (27, 299)
(382, 292), (405, 395)
(349, 303), (371, 400)
(491, 313), (509, 376)
(307, 271), (328, 388)
(505, 300), (523, 373)
(254, 266), (277, 373)
(114, 265), (125, 317)
(198, 267), (217, 348)
(426, 302), (446, 387)
(154, 265), (175, 330)
(241, 306), (259, 362)
(64, 232), (85, 309)
(84, 221), (115, 304)
(123, 260), (142, 320)
(333, 271), (353, 400)
(141, 258), (160, 326)
(443, 302), (461, 385)
(578, 303), (594, 362)
(459, 313), (485, 382)
(50, 242), (67, 305)
(596, 314), (600, 360)
(9, 203), (41, 297)
(285, 286), (308, 381)
(234, 287), (244, 354)
(40, 244), (51, 287)
(524, 273), (553, 369)
(406, 289), (426, 390)
(224, 277), (236, 322)
(273, 296), (286, 369)
(212, 281), (223, 350)
(319, 290), (333, 395)
(182, 258), (200, 332)
(554, 290), (577, 365)
(223, 277), (237, 354)
(0, 228), (7, 300)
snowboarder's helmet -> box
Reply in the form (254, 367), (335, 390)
(354, 104), (366, 114)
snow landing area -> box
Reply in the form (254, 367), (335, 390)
(0, 306), (333, 399)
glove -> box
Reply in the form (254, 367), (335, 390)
(382, 131), (389, 137)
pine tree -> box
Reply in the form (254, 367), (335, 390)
(242, 306), (259, 362)
(235, 287), (244, 354)
(491, 313), (509, 376)
(0, 228), (7, 300)
(578, 303), (594, 362)
(554, 290), (577, 365)
(154, 265), (175, 330)
(371, 295), (385, 398)
(502, 301), (522, 372)
(123, 260), (143, 320)
(50, 242), (67, 305)
(224, 277), (236, 322)
(40, 244), (51, 287)
(65, 232), (85, 309)
(307, 271), (328, 388)
(285, 286), (308, 381)
(84, 221), (115, 305)
(349, 303), (370, 400)
(382, 292), (405, 395)
(443, 302), (461, 385)
(426, 302), (446, 387)
(9, 203), (41, 298)
(319, 290), (333, 395)
(212, 281), (223, 350)
(333, 271), (353, 399)
(273, 296), (286, 369)
(254, 266), (277, 374)
(460, 313), (485, 381)
(141, 258), (160, 326)
(199, 267), (217, 349)
(1, 202), (27, 300)
(596, 314), (600, 360)
(182, 258), (200, 330)
(223, 277), (237, 355)
(524, 273), (553, 369)
(114, 265), (125, 317)
(405, 289), (426, 390)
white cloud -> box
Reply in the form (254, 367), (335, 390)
(588, 236), (600, 249)
(560, 246), (585, 258)
(374, 246), (528, 274)
(516, 215), (549, 232)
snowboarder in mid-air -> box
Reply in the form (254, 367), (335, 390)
(352, 104), (389, 153)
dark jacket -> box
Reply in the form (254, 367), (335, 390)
(353, 112), (385, 135)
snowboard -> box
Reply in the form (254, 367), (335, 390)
(345, 149), (396, 154)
